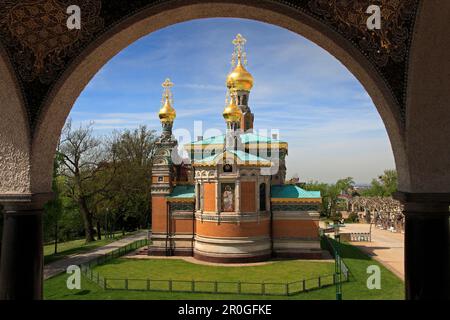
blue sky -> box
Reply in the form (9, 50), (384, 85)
(70, 18), (395, 184)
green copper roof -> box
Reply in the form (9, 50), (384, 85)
(188, 133), (286, 146)
(230, 150), (271, 163)
(241, 133), (284, 144)
(271, 185), (321, 199)
(194, 150), (271, 165)
(169, 185), (195, 198)
(190, 135), (225, 146)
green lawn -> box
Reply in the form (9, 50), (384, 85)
(94, 258), (334, 282)
(44, 241), (405, 300)
(44, 231), (137, 264)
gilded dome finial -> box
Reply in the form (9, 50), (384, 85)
(227, 34), (254, 91)
(223, 90), (242, 124)
(158, 78), (176, 123)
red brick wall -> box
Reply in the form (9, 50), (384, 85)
(203, 183), (216, 212)
(273, 220), (319, 238)
(196, 220), (269, 238)
(240, 112), (254, 132)
(151, 196), (167, 233)
(240, 181), (256, 213)
(172, 218), (194, 234)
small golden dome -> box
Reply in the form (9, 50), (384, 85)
(159, 94), (176, 123)
(223, 97), (242, 123)
(226, 61), (254, 91)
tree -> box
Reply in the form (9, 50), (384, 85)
(58, 120), (113, 242)
(378, 169), (397, 195)
(43, 152), (64, 253)
(103, 126), (157, 232)
(336, 177), (355, 194)
(303, 181), (333, 217)
(361, 170), (397, 197)
(303, 177), (355, 219)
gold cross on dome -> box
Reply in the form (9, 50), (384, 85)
(232, 34), (247, 50)
(161, 78), (174, 98)
(231, 34), (247, 67)
(161, 78), (174, 104)
(162, 78), (174, 89)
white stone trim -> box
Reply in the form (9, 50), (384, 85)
(272, 211), (320, 220)
(194, 235), (271, 256)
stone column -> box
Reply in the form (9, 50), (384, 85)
(215, 181), (220, 214)
(235, 180), (240, 214)
(200, 183), (204, 213)
(0, 193), (52, 300)
(266, 179), (271, 212)
(195, 183), (200, 211)
(256, 178), (260, 213)
(394, 192), (450, 300)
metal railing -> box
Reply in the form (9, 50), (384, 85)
(82, 269), (342, 296)
(321, 235), (350, 280)
(349, 232), (371, 242)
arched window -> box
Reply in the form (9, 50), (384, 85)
(259, 183), (266, 211)
(223, 163), (233, 173)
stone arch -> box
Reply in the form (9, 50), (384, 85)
(0, 46), (31, 195)
(404, 1), (450, 193)
(30, 1), (408, 194)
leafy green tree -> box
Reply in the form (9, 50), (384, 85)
(361, 170), (397, 196)
(103, 126), (157, 232)
(53, 121), (158, 243)
(57, 196), (85, 241)
(43, 153), (64, 253)
(303, 181), (333, 217)
(336, 177), (355, 194)
(303, 177), (354, 219)
(378, 169), (397, 195)
(58, 120), (113, 242)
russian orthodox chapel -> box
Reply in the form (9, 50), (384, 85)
(149, 35), (322, 262)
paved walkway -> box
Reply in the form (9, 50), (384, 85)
(338, 223), (404, 280)
(44, 231), (148, 280)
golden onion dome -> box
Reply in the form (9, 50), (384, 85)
(158, 94), (176, 123)
(223, 97), (242, 123)
(226, 61), (254, 91)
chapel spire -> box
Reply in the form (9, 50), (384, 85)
(226, 34), (255, 132)
(226, 34), (254, 92)
(158, 78), (176, 138)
